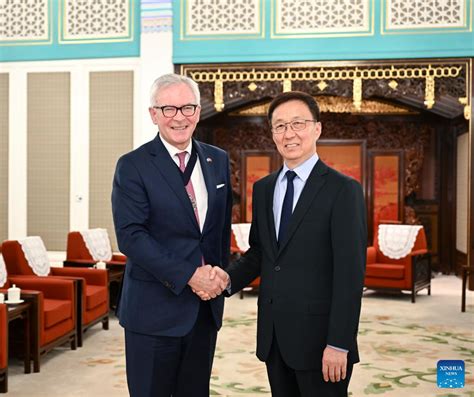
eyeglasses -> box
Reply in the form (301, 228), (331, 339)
(271, 119), (317, 134)
(152, 104), (199, 118)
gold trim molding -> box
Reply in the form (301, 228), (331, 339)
(185, 63), (468, 118)
(229, 96), (419, 117)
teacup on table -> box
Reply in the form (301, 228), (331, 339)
(8, 284), (21, 302)
(94, 261), (106, 270)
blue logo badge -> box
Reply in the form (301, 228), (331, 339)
(437, 360), (465, 388)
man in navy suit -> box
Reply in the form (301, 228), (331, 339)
(112, 73), (232, 397)
(206, 91), (366, 397)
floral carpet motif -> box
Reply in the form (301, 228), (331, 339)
(7, 275), (473, 397)
(210, 300), (473, 396)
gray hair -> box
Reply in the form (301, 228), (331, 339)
(149, 73), (201, 107)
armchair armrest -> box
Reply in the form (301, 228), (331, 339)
(112, 253), (126, 262)
(366, 246), (376, 264)
(64, 259), (125, 268)
(411, 249), (428, 257)
(63, 259), (96, 268)
(51, 267), (107, 286)
(8, 276), (75, 301)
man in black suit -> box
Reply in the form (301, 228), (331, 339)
(206, 91), (366, 396)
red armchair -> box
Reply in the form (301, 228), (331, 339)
(65, 231), (126, 267)
(2, 239), (109, 347)
(364, 226), (431, 303)
(1, 278), (77, 373)
(0, 251), (77, 375)
(64, 231), (126, 309)
(0, 304), (7, 393)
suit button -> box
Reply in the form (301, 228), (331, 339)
(274, 266), (281, 272)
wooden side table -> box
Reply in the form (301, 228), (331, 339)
(7, 301), (31, 374)
(461, 265), (473, 312)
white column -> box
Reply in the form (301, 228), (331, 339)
(69, 66), (90, 232)
(139, 31), (174, 147)
(8, 69), (27, 239)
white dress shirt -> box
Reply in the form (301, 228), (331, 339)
(159, 135), (208, 232)
(273, 154), (319, 240)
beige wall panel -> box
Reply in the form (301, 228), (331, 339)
(456, 133), (468, 253)
(0, 74), (8, 242)
(89, 71), (133, 250)
(27, 73), (70, 250)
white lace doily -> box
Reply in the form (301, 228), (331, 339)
(231, 223), (251, 251)
(79, 228), (113, 261)
(378, 224), (423, 259)
(19, 236), (51, 276)
(0, 254), (7, 288)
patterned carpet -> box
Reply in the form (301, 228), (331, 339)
(6, 275), (474, 397)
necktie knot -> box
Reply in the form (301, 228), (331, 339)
(286, 170), (297, 183)
(177, 152), (187, 172)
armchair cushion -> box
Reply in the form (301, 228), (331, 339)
(86, 285), (108, 310)
(44, 299), (73, 328)
(365, 263), (405, 280)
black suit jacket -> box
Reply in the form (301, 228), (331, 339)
(227, 160), (367, 371)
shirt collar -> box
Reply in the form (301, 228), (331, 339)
(279, 153), (319, 183)
(159, 134), (193, 158)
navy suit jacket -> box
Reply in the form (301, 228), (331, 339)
(112, 134), (232, 336)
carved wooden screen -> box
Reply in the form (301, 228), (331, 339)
(317, 139), (367, 197)
(241, 150), (279, 222)
(369, 150), (404, 242)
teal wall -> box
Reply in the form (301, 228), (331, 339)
(0, 0), (140, 62)
(173, 0), (474, 64)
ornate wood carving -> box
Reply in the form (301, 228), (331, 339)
(188, 60), (470, 272)
(229, 96), (417, 116)
(182, 61), (470, 119)
(321, 114), (431, 198)
(205, 112), (434, 225)
(210, 120), (275, 223)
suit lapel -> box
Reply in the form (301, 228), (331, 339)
(194, 140), (216, 233)
(148, 135), (200, 232)
(277, 160), (328, 254)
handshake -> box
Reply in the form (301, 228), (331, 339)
(188, 264), (230, 301)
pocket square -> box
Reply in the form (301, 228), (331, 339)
(216, 183), (225, 189)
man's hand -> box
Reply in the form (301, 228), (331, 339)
(322, 346), (347, 383)
(209, 266), (229, 289)
(188, 265), (225, 299)
(193, 266), (230, 301)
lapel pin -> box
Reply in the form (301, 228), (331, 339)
(206, 157), (212, 163)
